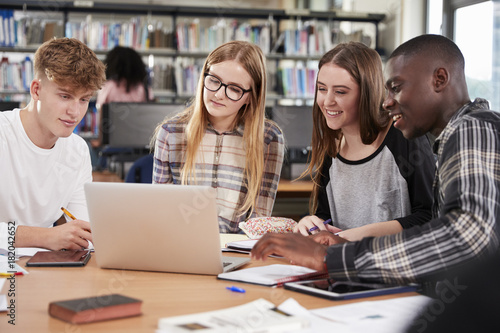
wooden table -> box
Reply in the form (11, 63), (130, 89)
(1, 253), (418, 332)
(276, 179), (314, 198)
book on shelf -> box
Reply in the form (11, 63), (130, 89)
(217, 264), (329, 287)
(277, 59), (318, 98)
(0, 9), (15, 47)
(48, 294), (142, 324)
(74, 102), (98, 138)
(0, 56), (33, 92)
(157, 298), (309, 333)
(173, 57), (203, 96)
(279, 19), (333, 57)
(64, 15), (174, 51)
(176, 17), (272, 54)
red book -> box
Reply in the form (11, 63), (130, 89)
(48, 294), (142, 324)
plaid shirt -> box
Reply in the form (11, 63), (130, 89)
(326, 98), (500, 284)
(153, 116), (285, 233)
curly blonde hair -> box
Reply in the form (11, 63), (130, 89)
(34, 37), (106, 92)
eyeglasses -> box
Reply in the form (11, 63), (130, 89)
(203, 73), (251, 102)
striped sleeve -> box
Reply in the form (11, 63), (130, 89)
(254, 121), (285, 217)
(153, 122), (183, 184)
(326, 112), (500, 284)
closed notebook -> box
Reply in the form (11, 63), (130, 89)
(217, 264), (328, 287)
(48, 294), (142, 324)
(222, 239), (258, 254)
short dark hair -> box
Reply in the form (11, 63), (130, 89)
(389, 34), (465, 70)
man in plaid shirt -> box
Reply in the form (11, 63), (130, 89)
(251, 34), (500, 286)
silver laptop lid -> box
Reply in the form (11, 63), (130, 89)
(85, 182), (229, 275)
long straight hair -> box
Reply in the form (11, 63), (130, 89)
(155, 41), (268, 217)
(302, 42), (390, 213)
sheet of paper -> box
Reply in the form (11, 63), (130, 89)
(0, 247), (49, 258)
(0, 278), (6, 312)
(219, 233), (249, 249)
(157, 298), (310, 332)
(277, 298), (349, 332)
(217, 264), (319, 286)
(0, 295), (6, 312)
(310, 295), (431, 333)
(225, 239), (259, 250)
(0, 262), (29, 275)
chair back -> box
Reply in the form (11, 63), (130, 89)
(125, 154), (154, 183)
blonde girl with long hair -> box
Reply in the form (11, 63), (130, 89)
(153, 41), (284, 233)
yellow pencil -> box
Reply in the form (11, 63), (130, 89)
(61, 207), (77, 220)
(0, 272), (22, 276)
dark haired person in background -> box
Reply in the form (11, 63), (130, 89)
(92, 46), (154, 163)
(97, 45), (152, 106)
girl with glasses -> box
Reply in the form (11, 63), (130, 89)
(152, 41), (285, 233)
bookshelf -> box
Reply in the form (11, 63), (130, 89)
(0, 1), (385, 105)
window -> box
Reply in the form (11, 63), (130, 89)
(427, 0), (499, 111)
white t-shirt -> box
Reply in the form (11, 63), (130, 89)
(0, 109), (92, 250)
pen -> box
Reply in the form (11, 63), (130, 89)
(309, 218), (332, 233)
(226, 286), (246, 293)
(61, 207), (77, 220)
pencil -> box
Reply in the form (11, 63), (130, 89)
(309, 218), (332, 232)
(61, 207), (77, 220)
(0, 272), (23, 277)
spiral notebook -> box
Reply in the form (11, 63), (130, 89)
(217, 264), (329, 287)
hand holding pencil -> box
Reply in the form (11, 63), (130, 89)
(293, 216), (342, 236)
(41, 207), (93, 251)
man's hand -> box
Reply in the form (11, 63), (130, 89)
(251, 233), (328, 271)
(45, 220), (92, 250)
(311, 231), (348, 246)
(15, 220), (92, 251)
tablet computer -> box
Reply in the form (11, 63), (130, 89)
(284, 278), (419, 300)
(25, 250), (91, 267)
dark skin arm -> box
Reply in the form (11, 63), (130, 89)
(251, 232), (348, 271)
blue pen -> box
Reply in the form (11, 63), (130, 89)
(309, 218), (332, 233)
(226, 286), (246, 293)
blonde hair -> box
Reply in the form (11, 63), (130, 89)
(302, 42), (390, 213)
(155, 41), (269, 217)
(34, 37), (106, 92)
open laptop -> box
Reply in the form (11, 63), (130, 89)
(84, 182), (250, 275)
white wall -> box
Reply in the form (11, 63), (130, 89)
(347, 0), (426, 54)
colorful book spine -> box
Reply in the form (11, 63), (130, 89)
(278, 59), (318, 98)
(0, 56), (33, 92)
(175, 18), (271, 53)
